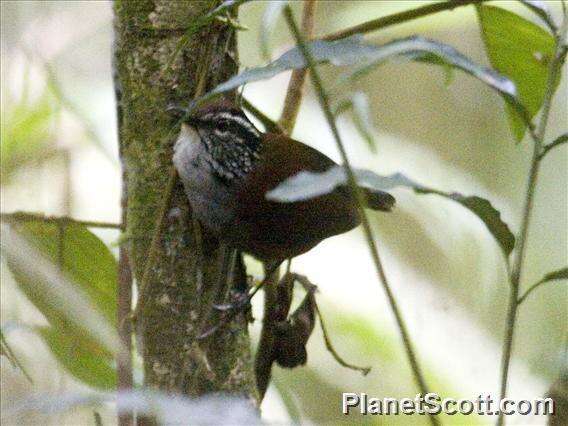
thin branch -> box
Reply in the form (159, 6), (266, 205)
(278, 0), (317, 134)
(114, 50), (134, 426)
(57, 223), (65, 270)
(288, 273), (372, 375)
(316, 303), (371, 375)
(255, 267), (282, 400)
(0, 212), (123, 230)
(518, 279), (566, 305)
(538, 133), (567, 160)
(321, 0), (483, 41)
(241, 97), (283, 134)
(283, 8), (437, 425)
(117, 207), (133, 426)
(497, 24), (567, 426)
(0, 329), (33, 383)
(94, 412), (103, 426)
(255, 1), (317, 400)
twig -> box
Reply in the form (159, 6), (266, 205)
(518, 278), (566, 305)
(94, 411), (103, 426)
(497, 22), (567, 426)
(114, 57), (134, 426)
(278, 0), (317, 134)
(321, 0), (483, 41)
(284, 8), (438, 425)
(292, 274), (371, 375)
(255, 1), (317, 401)
(255, 0), (317, 402)
(241, 97), (283, 134)
(117, 249), (133, 426)
(315, 302), (371, 375)
(0, 329), (33, 383)
(538, 133), (567, 160)
(255, 266), (282, 400)
(57, 223), (65, 271)
(0, 212), (123, 230)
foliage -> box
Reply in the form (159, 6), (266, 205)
(1, 0), (566, 424)
(267, 167), (515, 257)
(205, 35), (519, 108)
(477, 4), (557, 141)
(5, 222), (118, 389)
(1, 76), (60, 183)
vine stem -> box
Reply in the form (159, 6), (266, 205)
(0, 212), (123, 230)
(278, 0), (317, 133)
(256, 0), (317, 401)
(321, 0), (483, 41)
(496, 24), (567, 426)
(284, 8), (438, 426)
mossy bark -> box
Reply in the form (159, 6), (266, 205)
(113, 0), (257, 400)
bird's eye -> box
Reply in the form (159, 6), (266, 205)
(218, 121), (229, 131)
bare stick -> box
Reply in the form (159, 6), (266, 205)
(241, 97), (283, 134)
(321, 0), (483, 41)
(255, 0), (318, 400)
(284, 8), (438, 425)
(497, 23), (567, 426)
(0, 212), (122, 230)
(278, 0), (317, 134)
(292, 274), (371, 375)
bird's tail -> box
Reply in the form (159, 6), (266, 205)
(361, 187), (396, 212)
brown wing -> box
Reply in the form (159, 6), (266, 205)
(227, 134), (359, 261)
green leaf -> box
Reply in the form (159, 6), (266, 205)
(540, 267), (568, 283)
(1, 79), (59, 184)
(518, 1), (557, 33)
(518, 267), (568, 303)
(477, 5), (556, 141)
(5, 222), (118, 388)
(9, 222), (117, 325)
(201, 35), (521, 113)
(38, 326), (116, 390)
(267, 168), (515, 257)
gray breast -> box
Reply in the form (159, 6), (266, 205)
(173, 124), (236, 235)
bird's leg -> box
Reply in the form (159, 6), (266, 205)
(198, 261), (282, 339)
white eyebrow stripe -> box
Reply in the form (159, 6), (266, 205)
(215, 112), (260, 136)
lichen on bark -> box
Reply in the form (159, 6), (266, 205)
(113, 0), (257, 400)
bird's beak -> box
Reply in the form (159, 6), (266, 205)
(184, 115), (203, 128)
(166, 103), (188, 119)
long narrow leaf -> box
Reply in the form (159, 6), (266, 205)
(204, 35), (522, 115)
(267, 167), (515, 256)
(1, 226), (121, 362)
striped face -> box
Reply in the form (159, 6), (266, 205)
(189, 106), (262, 180)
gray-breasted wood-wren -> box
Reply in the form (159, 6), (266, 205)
(173, 100), (395, 264)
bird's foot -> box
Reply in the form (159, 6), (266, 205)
(198, 293), (252, 339)
(212, 291), (250, 312)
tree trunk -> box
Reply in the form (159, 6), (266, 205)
(113, 0), (257, 399)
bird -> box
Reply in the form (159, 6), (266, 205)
(172, 99), (395, 267)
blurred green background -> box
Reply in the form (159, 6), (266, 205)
(1, 1), (566, 424)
